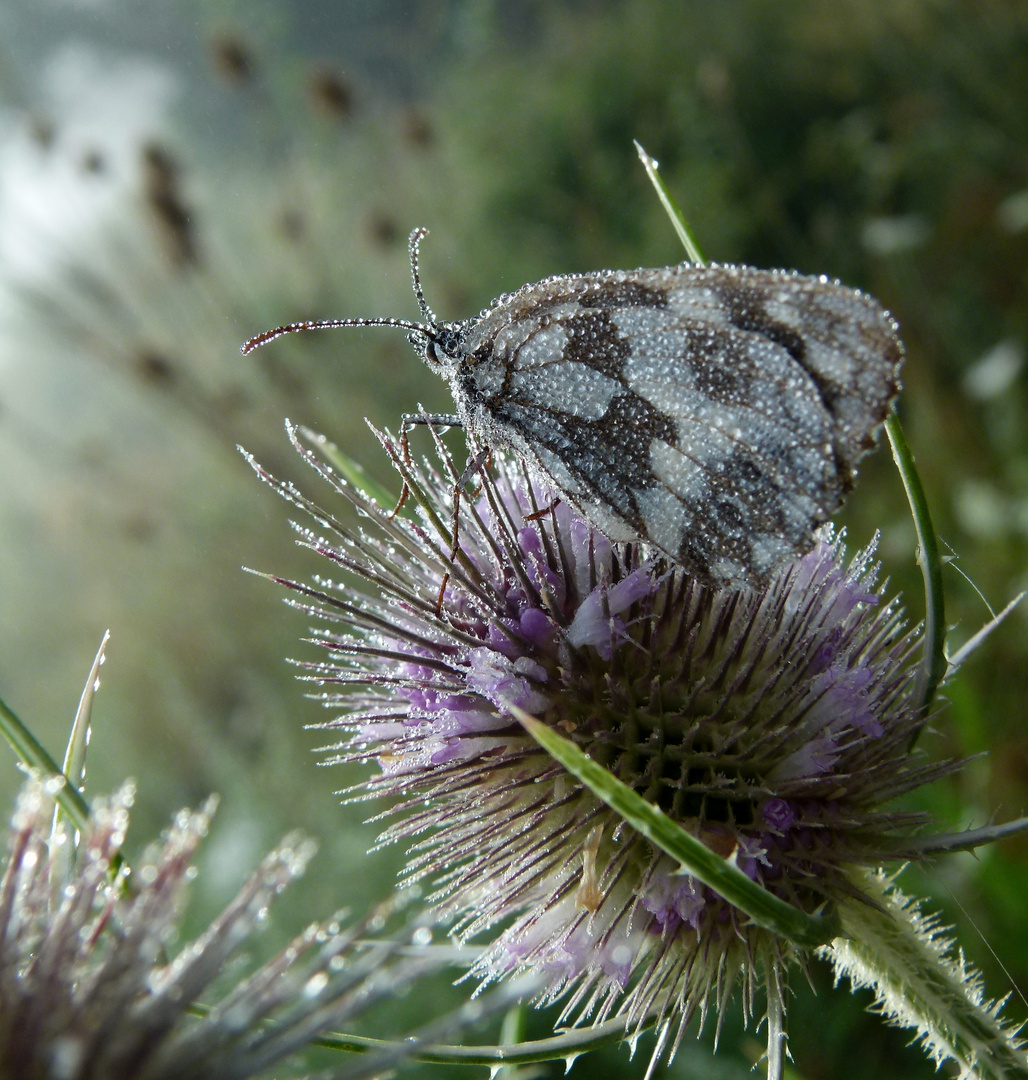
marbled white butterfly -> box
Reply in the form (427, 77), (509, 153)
(243, 228), (903, 587)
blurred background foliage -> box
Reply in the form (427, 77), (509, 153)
(0, 1), (1025, 1077)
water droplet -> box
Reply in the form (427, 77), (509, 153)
(304, 971), (330, 997)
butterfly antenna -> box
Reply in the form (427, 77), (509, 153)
(408, 226), (438, 327)
(240, 226), (439, 355)
(241, 315), (430, 355)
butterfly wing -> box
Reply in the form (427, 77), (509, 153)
(457, 263), (903, 586)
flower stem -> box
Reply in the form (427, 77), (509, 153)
(827, 871), (1028, 1080)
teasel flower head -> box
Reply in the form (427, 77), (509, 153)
(0, 772), (461, 1080)
(247, 422), (1022, 1076)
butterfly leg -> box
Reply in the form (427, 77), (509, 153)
(391, 411), (462, 518)
(435, 446), (492, 615)
(391, 410), (475, 615)
(524, 497), (563, 522)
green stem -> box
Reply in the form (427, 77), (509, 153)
(311, 1013), (637, 1066)
(827, 872), (1028, 1080)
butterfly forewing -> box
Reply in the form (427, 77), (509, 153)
(453, 263), (902, 586)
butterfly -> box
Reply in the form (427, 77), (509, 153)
(243, 228), (903, 587)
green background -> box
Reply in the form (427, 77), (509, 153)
(0, 1), (1025, 1076)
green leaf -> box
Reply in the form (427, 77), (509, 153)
(0, 692), (91, 835)
(511, 707), (840, 948)
(295, 424), (399, 510)
(635, 139), (707, 265)
(884, 413), (946, 721)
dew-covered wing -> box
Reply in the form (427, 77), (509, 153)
(458, 263), (903, 586)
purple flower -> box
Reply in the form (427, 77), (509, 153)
(250, 423), (960, 1063)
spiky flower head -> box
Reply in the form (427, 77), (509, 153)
(249, 422), (963, 1064)
(0, 774), (459, 1080)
